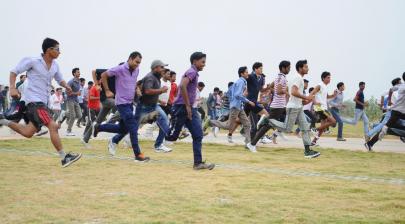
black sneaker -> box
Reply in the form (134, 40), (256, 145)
(304, 149), (321, 158)
(93, 123), (100, 138)
(61, 152), (82, 168)
(364, 143), (373, 151)
(193, 162), (215, 170)
(135, 153), (150, 162)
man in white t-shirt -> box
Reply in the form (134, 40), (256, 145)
(309, 71), (337, 146)
(266, 60), (320, 158)
(158, 68), (172, 116)
(49, 87), (64, 121)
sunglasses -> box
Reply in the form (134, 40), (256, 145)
(50, 47), (60, 52)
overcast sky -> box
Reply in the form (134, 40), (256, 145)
(1, 0), (404, 99)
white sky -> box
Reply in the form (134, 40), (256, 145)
(0, 0), (404, 99)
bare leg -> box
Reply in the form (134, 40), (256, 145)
(45, 120), (63, 151)
(8, 122), (37, 138)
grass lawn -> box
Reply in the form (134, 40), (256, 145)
(0, 138), (404, 223)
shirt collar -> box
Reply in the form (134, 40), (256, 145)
(191, 65), (199, 74)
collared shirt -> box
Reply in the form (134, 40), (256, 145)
(67, 78), (81, 103)
(107, 62), (139, 105)
(329, 90), (344, 109)
(246, 72), (265, 102)
(10, 55), (64, 104)
(270, 73), (287, 108)
(173, 65), (199, 106)
(230, 77), (249, 110)
(140, 72), (161, 106)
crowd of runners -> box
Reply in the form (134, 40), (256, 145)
(0, 38), (404, 169)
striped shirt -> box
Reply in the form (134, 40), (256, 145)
(270, 73), (287, 108)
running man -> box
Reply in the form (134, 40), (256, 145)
(310, 71), (337, 146)
(166, 52), (215, 170)
(0, 37), (81, 167)
(93, 51), (150, 162)
(264, 60), (320, 158)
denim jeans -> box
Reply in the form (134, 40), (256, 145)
(166, 105), (203, 165)
(98, 103), (141, 156)
(367, 110), (391, 137)
(330, 107), (344, 139)
(342, 109), (369, 135)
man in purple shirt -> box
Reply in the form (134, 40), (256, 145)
(166, 52), (215, 170)
(93, 51), (150, 162)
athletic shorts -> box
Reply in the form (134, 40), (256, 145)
(26, 102), (52, 131)
(315, 109), (332, 121)
(269, 107), (286, 122)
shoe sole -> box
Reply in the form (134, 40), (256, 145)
(35, 131), (49, 136)
(62, 153), (82, 168)
(134, 159), (150, 163)
(304, 152), (321, 158)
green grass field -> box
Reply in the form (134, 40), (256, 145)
(0, 138), (404, 223)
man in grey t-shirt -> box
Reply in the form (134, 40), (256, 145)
(66, 67), (82, 135)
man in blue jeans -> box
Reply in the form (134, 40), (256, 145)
(329, 82), (346, 141)
(93, 51), (150, 162)
(166, 52), (215, 170)
(341, 82), (369, 141)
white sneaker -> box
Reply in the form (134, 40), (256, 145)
(66, 132), (75, 136)
(213, 127), (219, 137)
(260, 136), (272, 144)
(155, 144), (172, 153)
(227, 135), (234, 143)
(246, 143), (257, 153)
(108, 138), (117, 156)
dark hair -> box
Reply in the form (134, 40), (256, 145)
(238, 66), (248, 77)
(118, 62), (125, 65)
(198, 82), (205, 87)
(72, 68), (80, 75)
(128, 51), (142, 60)
(56, 87), (62, 91)
(219, 91), (223, 95)
(79, 78), (85, 82)
(163, 68), (170, 73)
(309, 87), (314, 92)
(252, 62), (263, 71)
(403, 72), (405, 81)
(42, 38), (59, 53)
(214, 87), (220, 92)
(321, 71), (331, 81)
(337, 82), (344, 89)
(295, 60), (307, 71)
(20, 75), (26, 80)
(304, 79), (309, 83)
(279, 61), (291, 71)
(359, 81), (365, 87)
(228, 82), (234, 88)
(190, 52), (206, 64)
(392, 78), (401, 86)
(170, 71), (176, 77)
(88, 81), (94, 85)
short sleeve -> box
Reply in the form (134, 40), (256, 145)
(54, 64), (64, 84)
(11, 57), (33, 75)
(107, 65), (121, 77)
(143, 77), (155, 90)
(185, 71), (197, 82)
